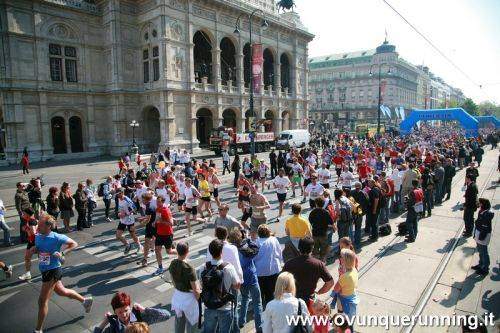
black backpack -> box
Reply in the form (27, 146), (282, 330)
(97, 183), (105, 197)
(200, 262), (235, 310)
(397, 222), (408, 236)
(379, 223), (392, 236)
(339, 199), (352, 224)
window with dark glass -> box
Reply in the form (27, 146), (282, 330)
(152, 46), (159, 57)
(153, 59), (159, 81)
(64, 46), (77, 58)
(49, 43), (78, 82)
(49, 44), (61, 55)
(143, 61), (149, 83)
(65, 59), (77, 82)
(143, 49), (149, 60)
(50, 58), (63, 81)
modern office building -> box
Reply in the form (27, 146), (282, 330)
(0, 0), (313, 163)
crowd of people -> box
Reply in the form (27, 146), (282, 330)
(0, 125), (497, 333)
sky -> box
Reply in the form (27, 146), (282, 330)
(293, 0), (500, 104)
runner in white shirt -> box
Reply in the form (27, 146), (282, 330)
(302, 162), (315, 203)
(155, 179), (177, 208)
(304, 174), (325, 209)
(306, 153), (317, 167)
(115, 189), (142, 255)
(176, 174), (186, 212)
(273, 168), (291, 220)
(339, 166), (355, 190)
(290, 160), (304, 198)
(317, 162), (331, 189)
(258, 160), (269, 193)
(183, 177), (206, 236)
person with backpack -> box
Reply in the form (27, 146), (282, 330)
(201, 239), (240, 333)
(169, 242), (201, 333)
(421, 167), (435, 218)
(333, 189), (352, 242)
(350, 182), (368, 249)
(405, 179), (423, 243)
(228, 228), (263, 333)
(94, 291), (170, 333)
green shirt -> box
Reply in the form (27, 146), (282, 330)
(168, 259), (197, 292)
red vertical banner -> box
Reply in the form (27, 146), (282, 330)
(252, 43), (263, 94)
(380, 80), (387, 104)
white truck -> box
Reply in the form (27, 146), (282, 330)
(276, 129), (311, 149)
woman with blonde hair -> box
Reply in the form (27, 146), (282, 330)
(262, 272), (311, 333)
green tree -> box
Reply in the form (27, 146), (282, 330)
(477, 101), (500, 118)
(460, 98), (478, 116)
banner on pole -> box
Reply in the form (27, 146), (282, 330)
(252, 43), (263, 94)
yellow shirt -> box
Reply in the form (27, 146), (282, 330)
(199, 180), (210, 198)
(339, 268), (358, 296)
(285, 215), (311, 238)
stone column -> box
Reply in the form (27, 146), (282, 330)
(275, 62), (281, 94)
(38, 92), (52, 159)
(213, 47), (221, 91)
(64, 113), (71, 153)
(158, 91), (169, 151)
(86, 94), (97, 152)
(236, 52), (244, 92)
(189, 93), (199, 152)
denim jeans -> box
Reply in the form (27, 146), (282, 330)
(434, 183), (443, 204)
(0, 217), (11, 245)
(406, 209), (418, 240)
(477, 243), (490, 271)
(239, 283), (263, 331)
(377, 204), (389, 225)
(175, 313), (199, 333)
(423, 189), (433, 215)
(353, 215), (362, 249)
(203, 308), (233, 333)
(87, 200), (96, 225)
(366, 212), (379, 240)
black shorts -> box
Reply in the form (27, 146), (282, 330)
(303, 178), (311, 187)
(309, 199), (316, 209)
(27, 240), (35, 250)
(177, 199), (185, 207)
(117, 223), (134, 231)
(242, 209), (252, 222)
(145, 223), (156, 239)
(277, 193), (287, 203)
(155, 234), (174, 249)
(336, 168), (342, 177)
(185, 206), (198, 215)
(244, 174), (253, 179)
(321, 183), (330, 189)
(41, 267), (63, 282)
(212, 188), (219, 198)
(201, 197), (211, 202)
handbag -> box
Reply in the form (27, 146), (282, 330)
(414, 201), (424, 213)
(291, 299), (309, 333)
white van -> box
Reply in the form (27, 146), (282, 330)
(276, 129), (310, 149)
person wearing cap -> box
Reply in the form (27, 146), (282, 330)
(15, 181), (31, 243)
(462, 174), (478, 238)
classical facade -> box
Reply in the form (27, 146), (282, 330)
(0, 0), (313, 163)
(308, 40), (464, 130)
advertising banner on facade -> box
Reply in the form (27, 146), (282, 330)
(252, 43), (263, 94)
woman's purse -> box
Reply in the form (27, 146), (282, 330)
(292, 299), (310, 333)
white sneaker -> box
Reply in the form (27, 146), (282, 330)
(82, 297), (93, 313)
(147, 250), (154, 258)
(18, 272), (31, 281)
(136, 245), (144, 254)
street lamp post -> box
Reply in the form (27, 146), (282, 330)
(369, 63), (391, 134)
(234, 9), (268, 156)
(129, 120), (139, 152)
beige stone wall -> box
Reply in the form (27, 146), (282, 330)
(0, 0), (312, 162)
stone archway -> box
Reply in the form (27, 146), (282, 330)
(281, 111), (290, 131)
(51, 116), (67, 154)
(264, 110), (275, 133)
(69, 116), (83, 153)
(144, 106), (161, 152)
(245, 109), (256, 132)
(220, 37), (236, 86)
(280, 53), (291, 92)
(196, 108), (213, 145)
(193, 31), (213, 83)
(222, 109), (237, 129)
(263, 48), (275, 88)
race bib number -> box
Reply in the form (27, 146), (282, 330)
(39, 252), (51, 266)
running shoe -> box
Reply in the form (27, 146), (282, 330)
(124, 244), (131, 254)
(136, 245), (144, 254)
(82, 297), (93, 313)
(153, 267), (165, 276)
(18, 272), (31, 281)
(5, 265), (13, 279)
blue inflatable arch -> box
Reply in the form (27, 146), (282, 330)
(475, 115), (500, 128)
(399, 108), (479, 138)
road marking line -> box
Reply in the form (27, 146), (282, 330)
(83, 245), (108, 255)
(154, 283), (171, 292)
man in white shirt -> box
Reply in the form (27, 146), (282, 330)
(273, 168), (291, 220)
(317, 162), (331, 189)
(202, 239), (240, 333)
(339, 166), (355, 190)
(179, 150), (190, 165)
(304, 174), (325, 209)
(205, 226), (243, 283)
(222, 150), (231, 175)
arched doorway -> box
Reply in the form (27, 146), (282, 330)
(222, 109), (237, 129)
(281, 111), (290, 131)
(245, 109), (256, 132)
(144, 107), (161, 152)
(264, 110), (274, 133)
(196, 108), (213, 146)
(193, 31), (213, 83)
(263, 48), (274, 88)
(243, 43), (251, 88)
(220, 37), (236, 86)
(280, 53), (291, 92)
(69, 116), (83, 153)
(51, 116), (67, 154)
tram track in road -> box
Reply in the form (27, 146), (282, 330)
(400, 163), (496, 333)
